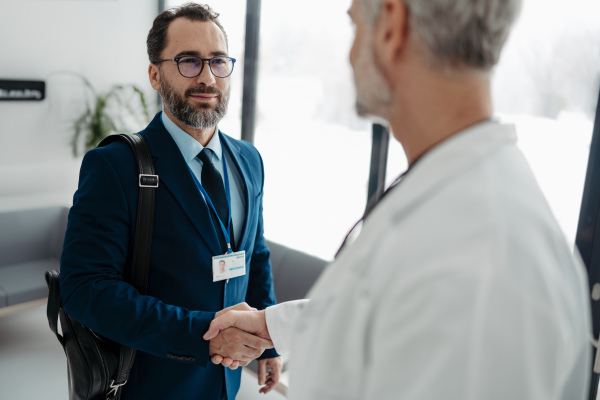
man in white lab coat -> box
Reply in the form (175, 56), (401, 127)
(204, 0), (593, 398)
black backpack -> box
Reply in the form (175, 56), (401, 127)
(45, 133), (158, 400)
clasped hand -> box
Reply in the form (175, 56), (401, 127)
(206, 302), (282, 394)
(207, 303), (272, 368)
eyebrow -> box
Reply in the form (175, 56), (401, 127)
(174, 50), (229, 58)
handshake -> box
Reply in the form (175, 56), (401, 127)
(204, 302), (281, 394)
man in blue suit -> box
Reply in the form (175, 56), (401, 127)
(60, 4), (282, 399)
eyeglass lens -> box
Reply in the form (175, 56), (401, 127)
(178, 56), (233, 78)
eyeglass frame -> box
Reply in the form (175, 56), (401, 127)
(152, 55), (237, 79)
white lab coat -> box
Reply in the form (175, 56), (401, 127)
(266, 121), (592, 400)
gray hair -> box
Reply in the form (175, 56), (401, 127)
(359, 0), (521, 72)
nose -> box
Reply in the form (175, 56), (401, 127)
(349, 37), (358, 70)
(197, 60), (216, 86)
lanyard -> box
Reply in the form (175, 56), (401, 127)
(189, 148), (233, 254)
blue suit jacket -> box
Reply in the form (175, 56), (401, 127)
(60, 113), (278, 400)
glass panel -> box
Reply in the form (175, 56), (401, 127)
(164, 0), (247, 139)
(385, 138), (407, 188)
(385, 0), (600, 246)
(256, 0), (371, 260)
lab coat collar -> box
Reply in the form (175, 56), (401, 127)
(381, 120), (517, 217)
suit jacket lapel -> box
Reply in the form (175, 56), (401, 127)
(220, 132), (255, 252)
(141, 114), (222, 256)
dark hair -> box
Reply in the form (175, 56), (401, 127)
(147, 3), (228, 63)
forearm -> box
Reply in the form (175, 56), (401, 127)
(61, 265), (216, 365)
(264, 299), (309, 354)
(246, 246), (278, 359)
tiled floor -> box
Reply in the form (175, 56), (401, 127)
(0, 303), (286, 400)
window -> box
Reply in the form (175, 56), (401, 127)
(255, 1), (372, 260)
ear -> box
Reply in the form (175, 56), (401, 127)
(148, 63), (161, 91)
(372, 0), (409, 76)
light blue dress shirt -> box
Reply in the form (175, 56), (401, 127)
(161, 111), (245, 248)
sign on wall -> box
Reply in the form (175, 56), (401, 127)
(0, 80), (45, 101)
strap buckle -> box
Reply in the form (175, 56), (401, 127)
(139, 174), (159, 188)
(107, 380), (127, 399)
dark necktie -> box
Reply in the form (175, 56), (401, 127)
(198, 148), (234, 252)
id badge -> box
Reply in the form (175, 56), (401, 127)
(212, 251), (246, 282)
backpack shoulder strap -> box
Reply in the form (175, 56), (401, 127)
(97, 133), (157, 294)
(97, 133), (158, 390)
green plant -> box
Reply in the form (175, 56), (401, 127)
(71, 77), (153, 156)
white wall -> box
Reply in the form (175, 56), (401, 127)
(0, 0), (157, 211)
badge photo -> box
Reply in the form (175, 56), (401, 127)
(212, 251), (246, 282)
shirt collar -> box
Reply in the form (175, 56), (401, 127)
(161, 110), (222, 163)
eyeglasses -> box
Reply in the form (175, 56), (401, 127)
(153, 55), (236, 78)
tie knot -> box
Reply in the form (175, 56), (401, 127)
(198, 148), (213, 165)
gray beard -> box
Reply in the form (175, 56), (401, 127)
(353, 35), (392, 121)
(160, 81), (230, 130)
